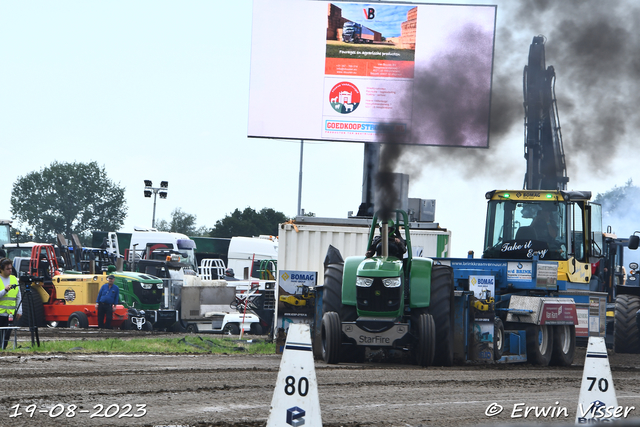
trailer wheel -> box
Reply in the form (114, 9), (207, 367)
(170, 321), (186, 333)
(429, 265), (454, 366)
(250, 322), (263, 335)
(550, 325), (575, 366)
(222, 323), (238, 335)
(614, 294), (640, 354)
(525, 324), (553, 366)
(322, 312), (341, 364)
(68, 312), (89, 329)
(414, 312), (436, 367)
(121, 318), (133, 330)
(18, 288), (46, 327)
(494, 318), (505, 360)
(174, 297), (190, 330)
(185, 323), (199, 334)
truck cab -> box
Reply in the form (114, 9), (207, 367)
(129, 228), (198, 273)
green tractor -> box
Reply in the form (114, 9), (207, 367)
(320, 210), (455, 366)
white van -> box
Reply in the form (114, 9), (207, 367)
(227, 236), (278, 279)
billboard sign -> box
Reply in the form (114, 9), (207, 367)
(248, 0), (496, 147)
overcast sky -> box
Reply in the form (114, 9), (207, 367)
(2, 0), (639, 258)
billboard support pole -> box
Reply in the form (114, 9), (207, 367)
(297, 140), (304, 216)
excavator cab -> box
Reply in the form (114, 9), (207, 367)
(482, 189), (602, 287)
(482, 193), (568, 261)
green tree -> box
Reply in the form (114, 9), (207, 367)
(210, 207), (289, 238)
(155, 208), (209, 236)
(594, 179), (640, 216)
(10, 161), (127, 244)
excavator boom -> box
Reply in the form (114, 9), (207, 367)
(523, 36), (569, 190)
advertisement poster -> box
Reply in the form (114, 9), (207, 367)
(323, 3), (416, 141)
(276, 270), (317, 332)
(248, 0), (497, 147)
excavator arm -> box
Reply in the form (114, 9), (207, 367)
(523, 36), (569, 191)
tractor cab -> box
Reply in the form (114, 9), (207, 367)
(321, 209), (454, 367)
(354, 210), (412, 318)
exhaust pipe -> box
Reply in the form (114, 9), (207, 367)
(381, 222), (389, 258)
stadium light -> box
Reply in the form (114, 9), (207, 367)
(143, 180), (169, 228)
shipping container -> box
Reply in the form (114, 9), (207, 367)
(278, 216), (451, 285)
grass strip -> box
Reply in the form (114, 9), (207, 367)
(1, 336), (275, 355)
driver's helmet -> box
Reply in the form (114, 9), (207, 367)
(521, 204), (541, 219)
(386, 219), (395, 235)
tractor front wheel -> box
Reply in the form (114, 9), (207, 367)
(322, 312), (341, 364)
(414, 312), (436, 367)
(526, 324), (553, 366)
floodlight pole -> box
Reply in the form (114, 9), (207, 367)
(297, 140), (304, 216)
(144, 180), (169, 229)
(151, 190), (158, 228)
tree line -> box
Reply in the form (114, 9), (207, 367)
(10, 162), (289, 245)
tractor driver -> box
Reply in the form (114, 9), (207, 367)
(365, 220), (407, 259)
(531, 204), (559, 244)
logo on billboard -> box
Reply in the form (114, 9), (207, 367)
(363, 7), (375, 19)
(329, 82), (361, 114)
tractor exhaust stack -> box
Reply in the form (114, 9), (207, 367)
(381, 222), (389, 258)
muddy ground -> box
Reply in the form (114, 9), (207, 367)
(0, 330), (639, 427)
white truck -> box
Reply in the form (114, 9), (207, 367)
(278, 215), (451, 286)
(227, 235), (278, 279)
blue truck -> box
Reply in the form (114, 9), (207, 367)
(342, 22), (375, 43)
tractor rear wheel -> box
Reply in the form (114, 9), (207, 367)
(494, 318), (505, 360)
(525, 324), (553, 366)
(414, 312), (436, 367)
(18, 288), (46, 327)
(550, 325), (575, 366)
(68, 312), (89, 329)
(429, 265), (454, 366)
(614, 294), (640, 353)
(322, 312), (341, 364)
(322, 263), (342, 314)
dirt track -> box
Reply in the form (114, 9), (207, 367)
(0, 331), (639, 427)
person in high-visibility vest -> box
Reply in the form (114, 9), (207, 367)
(0, 258), (21, 349)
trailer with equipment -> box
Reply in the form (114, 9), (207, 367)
(16, 244), (128, 329)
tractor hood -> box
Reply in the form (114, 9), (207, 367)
(357, 257), (403, 278)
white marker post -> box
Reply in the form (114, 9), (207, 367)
(266, 323), (322, 427)
(575, 337), (619, 424)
